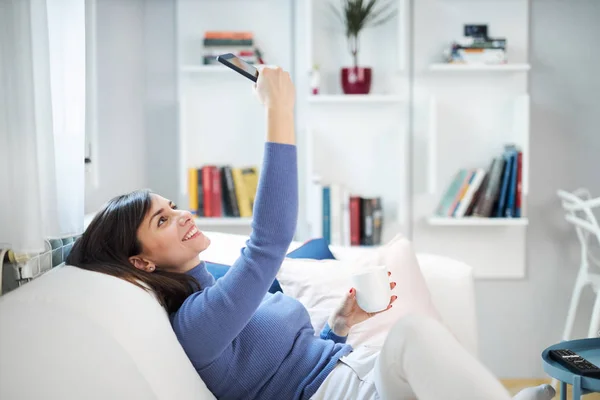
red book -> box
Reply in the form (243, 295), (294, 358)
(202, 166), (213, 217)
(211, 167), (222, 217)
(516, 151), (523, 217)
(350, 196), (361, 246)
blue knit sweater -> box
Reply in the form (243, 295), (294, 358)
(170, 143), (352, 400)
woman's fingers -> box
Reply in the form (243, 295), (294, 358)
(370, 295), (398, 316)
(390, 281), (396, 290)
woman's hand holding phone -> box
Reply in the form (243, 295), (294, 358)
(254, 66), (295, 114)
(254, 66), (295, 145)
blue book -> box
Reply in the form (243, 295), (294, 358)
(495, 150), (514, 218)
(322, 186), (331, 244)
(505, 150), (519, 218)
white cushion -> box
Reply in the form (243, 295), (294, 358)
(0, 265), (215, 400)
(277, 234), (455, 350)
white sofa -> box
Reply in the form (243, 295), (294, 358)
(0, 232), (478, 400)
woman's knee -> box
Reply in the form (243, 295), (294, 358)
(386, 313), (448, 348)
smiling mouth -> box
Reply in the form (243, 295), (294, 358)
(182, 226), (200, 242)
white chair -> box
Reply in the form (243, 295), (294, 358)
(557, 188), (600, 341)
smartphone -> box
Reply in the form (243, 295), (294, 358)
(216, 53), (259, 82)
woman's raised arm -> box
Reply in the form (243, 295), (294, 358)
(171, 67), (298, 366)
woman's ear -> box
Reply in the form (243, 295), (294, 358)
(129, 256), (156, 273)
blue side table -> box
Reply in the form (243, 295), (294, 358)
(542, 338), (600, 400)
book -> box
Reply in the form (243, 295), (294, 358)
(449, 170), (475, 217)
(473, 157), (506, 217)
(454, 168), (486, 217)
(361, 198), (375, 246)
(516, 151), (523, 217)
(197, 168), (204, 217)
(188, 168), (198, 213)
(202, 166), (213, 217)
(341, 187), (351, 247)
(372, 198), (383, 245)
(309, 176), (323, 238)
(204, 31), (254, 40)
(329, 184), (343, 246)
(211, 167), (222, 217)
(505, 149), (519, 218)
(466, 162), (492, 216)
(221, 166), (240, 217)
(350, 196), (361, 246)
(495, 149), (515, 217)
(241, 167), (259, 210)
(435, 169), (468, 217)
(322, 186), (331, 244)
(231, 168), (253, 217)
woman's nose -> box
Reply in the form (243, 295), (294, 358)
(178, 210), (194, 225)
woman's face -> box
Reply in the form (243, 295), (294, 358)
(132, 194), (210, 273)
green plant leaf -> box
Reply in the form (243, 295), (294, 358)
(365, 9), (397, 28)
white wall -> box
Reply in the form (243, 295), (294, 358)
(85, 0), (147, 213)
(475, 0), (600, 378)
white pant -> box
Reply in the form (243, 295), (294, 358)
(312, 314), (512, 400)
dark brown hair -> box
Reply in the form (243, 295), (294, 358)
(66, 189), (200, 313)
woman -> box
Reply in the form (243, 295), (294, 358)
(67, 66), (554, 400)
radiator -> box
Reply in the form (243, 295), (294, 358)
(0, 235), (80, 295)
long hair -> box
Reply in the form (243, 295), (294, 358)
(66, 189), (200, 313)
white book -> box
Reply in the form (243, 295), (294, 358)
(309, 176), (323, 238)
(341, 187), (351, 247)
(329, 183), (343, 246)
(455, 168), (486, 217)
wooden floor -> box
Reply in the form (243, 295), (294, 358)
(502, 379), (600, 399)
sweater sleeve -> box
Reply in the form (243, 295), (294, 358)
(319, 322), (348, 344)
(171, 142), (298, 365)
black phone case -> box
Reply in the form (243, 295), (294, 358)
(216, 54), (258, 83)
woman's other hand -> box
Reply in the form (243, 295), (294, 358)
(254, 66), (295, 113)
(328, 272), (397, 337)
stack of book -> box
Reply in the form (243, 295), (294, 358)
(188, 165), (259, 218)
(202, 31), (258, 66)
(435, 144), (524, 219)
(310, 180), (383, 247)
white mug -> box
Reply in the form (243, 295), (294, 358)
(351, 265), (391, 313)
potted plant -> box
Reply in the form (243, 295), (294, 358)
(331, 0), (396, 95)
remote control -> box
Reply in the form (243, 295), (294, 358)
(549, 349), (600, 378)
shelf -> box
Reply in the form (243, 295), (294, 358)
(195, 217), (252, 227)
(427, 217), (529, 226)
(428, 63), (531, 72)
(180, 65), (229, 74)
(307, 94), (406, 104)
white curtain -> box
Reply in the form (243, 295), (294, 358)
(0, 0), (85, 253)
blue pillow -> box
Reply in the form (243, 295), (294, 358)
(286, 238), (337, 260)
(205, 261), (283, 294)
(204, 238), (336, 294)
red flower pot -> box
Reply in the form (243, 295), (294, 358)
(341, 67), (372, 95)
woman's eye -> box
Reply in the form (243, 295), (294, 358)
(171, 204), (178, 210)
(158, 216), (167, 227)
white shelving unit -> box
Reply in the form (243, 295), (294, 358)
(429, 63), (531, 72)
(176, 0), (295, 234)
(302, 0), (411, 246)
(412, 0), (531, 279)
(428, 217), (529, 227)
(307, 94), (407, 104)
(195, 217), (252, 227)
